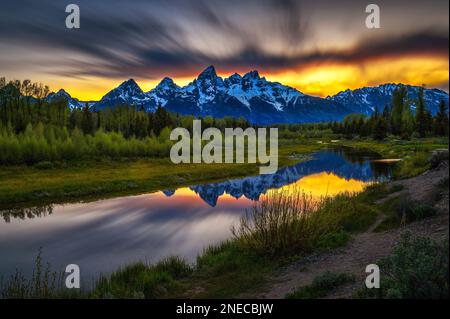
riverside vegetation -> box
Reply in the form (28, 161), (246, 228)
(0, 78), (448, 298)
(1, 171), (448, 299)
(0, 78), (448, 207)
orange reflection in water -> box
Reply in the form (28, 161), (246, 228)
(270, 172), (369, 199)
(153, 172), (370, 207)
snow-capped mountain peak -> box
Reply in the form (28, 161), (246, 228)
(152, 77), (180, 95)
(197, 65), (218, 81)
(46, 89), (84, 109)
(91, 67), (448, 124)
(329, 83), (449, 115)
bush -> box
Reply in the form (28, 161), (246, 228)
(359, 233), (449, 299)
(394, 195), (436, 223)
(286, 271), (354, 299)
(395, 152), (430, 178)
(429, 149), (449, 169)
(91, 257), (192, 298)
(232, 190), (376, 257)
(315, 230), (352, 251)
(231, 190), (321, 256)
(0, 249), (81, 298)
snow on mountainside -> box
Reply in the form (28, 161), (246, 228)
(46, 89), (86, 109)
(51, 66), (448, 124)
(95, 66), (348, 124)
(94, 79), (157, 111)
(328, 83), (449, 115)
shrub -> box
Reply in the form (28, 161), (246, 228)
(231, 190), (321, 256)
(286, 271), (354, 299)
(359, 233), (449, 299)
(429, 149), (449, 169)
(232, 190), (376, 257)
(153, 256), (193, 280)
(0, 249), (80, 298)
(395, 152), (430, 178)
(91, 257), (192, 299)
(394, 195), (436, 223)
(315, 230), (352, 251)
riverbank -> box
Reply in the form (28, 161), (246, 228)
(1, 137), (447, 209)
(0, 143), (321, 209)
(253, 161), (449, 299)
(0, 147), (448, 299)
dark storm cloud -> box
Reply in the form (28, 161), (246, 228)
(0, 0), (448, 79)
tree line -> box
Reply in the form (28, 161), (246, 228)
(0, 78), (250, 165)
(0, 79), (448, 165)
(329, 86), (448, 139)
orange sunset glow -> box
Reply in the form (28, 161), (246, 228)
(32, 54), (449, 101)
(1, 1), (448, 101)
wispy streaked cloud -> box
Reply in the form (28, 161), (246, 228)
(0, 0), (448, 98)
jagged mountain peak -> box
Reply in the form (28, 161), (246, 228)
(46, 88), (85, 110)
(117, 78), (142, 92)
(197, 65), (218, 81)
(226, 73), (243, 83)
(153, 77), (180, 93)
(54, 88), (71, 97)
(92, 68), (448, 124)
(243, 70), (260, 80)
(329, 83), (448, 115)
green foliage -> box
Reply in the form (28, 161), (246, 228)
(0, 248), (81, 298)
(91, 257), (192, 299)
(286, 271), (354, 299)
(394, 152), (430, 178)
(330, 85), (448, 140)
(394, 195), (436, 223)
(0, 124), (173, 164)
(315, 230), (351, 251)
(232, 190), (377, 257)
(359, 233), (449, 299)
(434, 100), (449, 136)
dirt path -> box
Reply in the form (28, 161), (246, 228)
(250, 162), (449, 299)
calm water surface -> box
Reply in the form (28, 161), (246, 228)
(0, 148), (394, 280)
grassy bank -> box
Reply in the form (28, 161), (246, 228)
(1, 137), (447, 209)
(1, 137), (448, 299)
(0, 182), (404, 299)
(0, 142), (321, 209)
(1, 169), (448, 299)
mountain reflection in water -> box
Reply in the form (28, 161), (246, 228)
(0, 148), (395, 279)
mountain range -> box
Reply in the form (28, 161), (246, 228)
(48, 65), (449, 124)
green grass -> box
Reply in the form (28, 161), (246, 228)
(0, 249), (84, 299)
(1, 175), (443, 299)
(1, 137), (447, 299)
(1, 136), (447, 209)
(336, 137), (448, 179)
(90, 256), (192, 299)
(285, 271), (355, 299)
(0, 142), (323, 209)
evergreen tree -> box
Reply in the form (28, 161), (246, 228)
(391, 85), (408, 135)
(434, 100), (449, 136)
(81, 104), (94, 135)
(415, 86), (427, 137)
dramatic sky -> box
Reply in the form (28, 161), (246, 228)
(0, 0), (448, 100)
